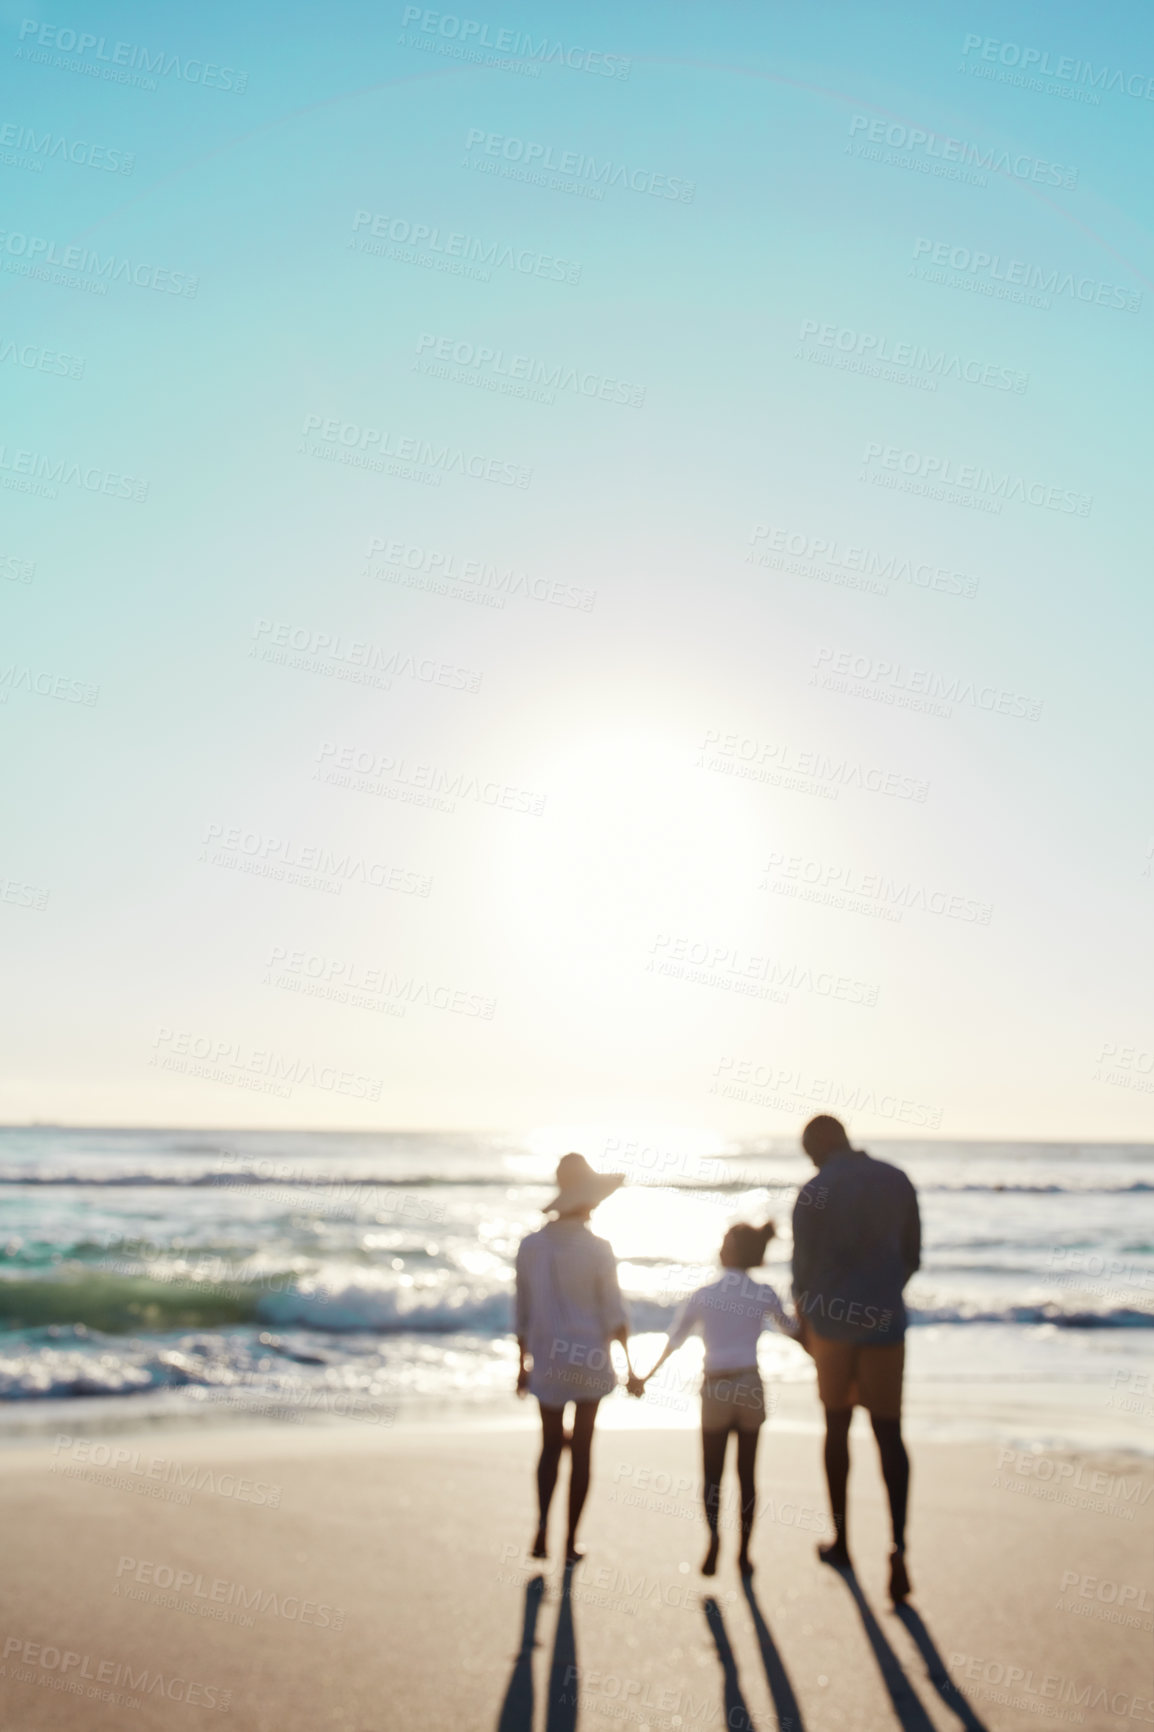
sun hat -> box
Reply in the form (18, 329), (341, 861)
(543, 1152), (625, 1216)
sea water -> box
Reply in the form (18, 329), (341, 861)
(0, 1129), (1149, 1450)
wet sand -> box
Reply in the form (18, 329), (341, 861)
(0, 1417), (1149, 1731)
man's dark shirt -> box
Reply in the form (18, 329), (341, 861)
(792, 1148), (920, 1345)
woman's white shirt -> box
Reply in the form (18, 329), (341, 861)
(515, 1218), (627, 1404)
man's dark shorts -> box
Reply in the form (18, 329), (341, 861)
(806, 1330), (904, 1419)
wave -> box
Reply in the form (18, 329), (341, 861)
(0, 1170), (773, 1192)
(0, 1170), (1149, 1195)
(908, 1303), (1154, 1329)
(0, 1171), (490, 1188)
(0, 1276), (258, 1333)
(925, 1182), (1154, 1195)
(0, 1273), (1150, 1339)
(0, 1325), (396, 1403)
(0, 1272), (516, 1336)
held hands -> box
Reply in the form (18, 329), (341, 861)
(626, 1372), (647, 1399)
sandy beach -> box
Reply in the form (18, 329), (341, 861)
(0, 1414), (1148, 1732)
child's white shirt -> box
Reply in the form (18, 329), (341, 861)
(666, 1272), (792, 1373)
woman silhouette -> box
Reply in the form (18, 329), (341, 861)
(515, 1153), (636, 1563)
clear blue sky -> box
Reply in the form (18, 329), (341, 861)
(2, 0), (1151, 1137)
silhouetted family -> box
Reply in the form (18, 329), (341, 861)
(514, 1116), (921, 1603)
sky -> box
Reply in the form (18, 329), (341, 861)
(1, 0), (1151, 1139)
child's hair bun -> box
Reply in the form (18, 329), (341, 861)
(724, 1219), (775, 1268)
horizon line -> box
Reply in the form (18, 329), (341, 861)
(0, 1123), (1151, 1148)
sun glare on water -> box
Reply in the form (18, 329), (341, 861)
(524, 1119), (777, 1273)
(524, 1121), (728, 1172)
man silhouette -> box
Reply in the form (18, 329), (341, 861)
(792, 1115), (920, 1602)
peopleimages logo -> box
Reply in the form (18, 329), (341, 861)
(710, 1057), (943, 1129)
(315, 741), (547, 816)
(414, 332), (645, 407)
(0, 550), (36, 583)
(812, 646), (1043, 720)
(0, 230), (198, 296)
(947, 1649), (1154, 1723)
(15, 19), (248, 91)
(648, 933), (880, 1008)
(848, 116), (1077, 187)
(351, 210), (582, 285)
(114, 1556), (345, 1631)
(748, 524), (978, 599)
(299, 414), (532, 489)
(911, 237), (1140, 313)
(266, 945), (497, 1022)
(250, 617), (484, 695)
(0, 663), (99, 706)
(797, 320), (1027, 393)
(761, 852), (993, 926)
(961, 34), (1154, 101)
(697, 729), (930, 804)
(463, 130), (696, 201)
(0, 443), (148, 503)
(1, 873), (48, 911)
(2, 1632), (231, 1713)
(0, 336), (84, 379)
(365, 536), (595, 613)
(0, 121), (134, 173)
(861, 442), (1092, 517)
(200, 821), (433, 899)
(399, 8), (630, 77)
(151, 1028), (384, 1102)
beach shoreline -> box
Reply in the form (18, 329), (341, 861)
(2, 1337), (1149, 1460)
(0, 1417), (1149, 1731)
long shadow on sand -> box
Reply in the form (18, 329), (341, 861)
(703, 1597), (758, 1732)
(826, 1566), (938, 1732)
(495, 1568), (581, 1732)
(496, 1575), (545, 1732)
(741, 1579), (807, 1730)
(894, 1604), (991, 1731)
(545, 1566), (579, 1732)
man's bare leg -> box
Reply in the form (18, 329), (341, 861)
(817, 1406), (853, 1568)
(870, 1413), (911, 1600)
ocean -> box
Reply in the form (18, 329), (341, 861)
(0, 1129), (1150, 1451)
